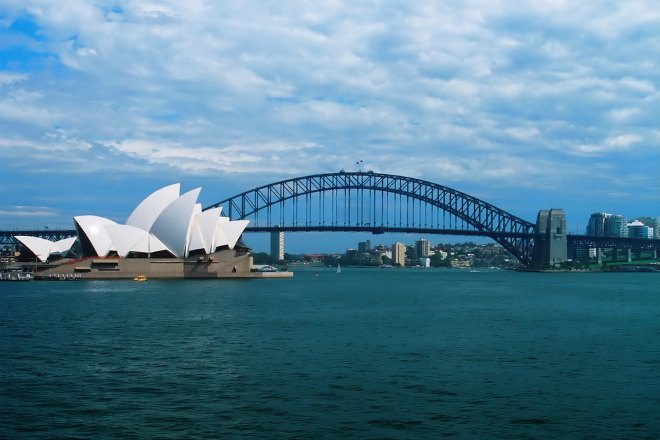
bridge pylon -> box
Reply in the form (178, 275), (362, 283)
(532, 209), (568, 269)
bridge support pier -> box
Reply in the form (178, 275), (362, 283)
(533, 209), (568, 269)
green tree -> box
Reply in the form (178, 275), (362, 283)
(252, 252), (273, 264)
(430, 252), (451, 267)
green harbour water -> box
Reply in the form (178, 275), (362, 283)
(1, 268), (659, 438)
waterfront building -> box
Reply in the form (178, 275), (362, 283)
(585, 212), (626, 264)
(587, 212), (610, 236)
(371, 244), (392, 261)
(586, 212), (629, 238)
(627, 221), (654, 239)
(270, 230), (285, 261)
(415, 238), (430, 258)
(405, 245), (417, 264)
(9, 184), (289, 280)
(68, 184), (249, 259)
(358, 240), (371, 254)
(638, 217), (660, 239)
(392, 242), (406, 267)
(372, 244), (391, 260)
(607, 215), (628, 237)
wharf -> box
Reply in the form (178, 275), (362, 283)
(33, 250), (293, 280)
(0, 272), (33, 281)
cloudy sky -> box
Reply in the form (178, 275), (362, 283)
(1, 1), (658, 252)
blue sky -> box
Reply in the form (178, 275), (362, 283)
(1, 1), (658, 253)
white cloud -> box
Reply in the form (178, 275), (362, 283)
(106, 138), (319, 174)
(573, 134), (643, 155)
(0, 72), (28, 86)
(0, 0), (658, 221)
(0, 131), (91, 153)
(608, 108), (639, 123)
(0, 206), (59, 218)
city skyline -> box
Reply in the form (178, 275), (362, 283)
(1, 1), (658, 254)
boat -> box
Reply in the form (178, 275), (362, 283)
(133, 275), (148, 282)
(337, 263), (341, 274)
(252, 265), (278, 272)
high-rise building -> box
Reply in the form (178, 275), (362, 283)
(415, 238), (430, 258)
(638, 217), (660, 239)
(627, 221), (654, 239)
(392, 242), (406, 267)
(358, 240), (371, 254)
(587, 212), (610, 236)
(607, 215), (628, 237)
(587, 212), (629, 237)
(585, 212), (627, 263)
(270, 230), (284, 261)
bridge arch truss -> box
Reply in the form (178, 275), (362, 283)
(206, 172), (537, 265)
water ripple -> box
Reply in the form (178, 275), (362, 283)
(1, 271), (659, 438)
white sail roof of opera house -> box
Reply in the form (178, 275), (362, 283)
(126, 183), (180, 232)
(189, 207), (222, 254)
(150, 187), (201, 259)
(13, 235), (77, 262)
(103, 224), (169, 257)
(73, 215), (117, 257)
(222, 220), (250, 250)
(70, 183), (249, 259)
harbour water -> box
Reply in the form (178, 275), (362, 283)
(1, 268), (659, 438)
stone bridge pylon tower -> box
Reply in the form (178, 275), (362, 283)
(533, 209), (568, 269)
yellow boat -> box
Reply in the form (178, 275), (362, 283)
(133, 275), (148, 282)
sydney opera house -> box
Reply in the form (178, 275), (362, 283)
(15, 184), (289, 279)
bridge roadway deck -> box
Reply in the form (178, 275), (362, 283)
(245, 226), (542, 240)
(2, 228), (658, 250)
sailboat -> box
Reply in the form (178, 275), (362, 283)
(337, 263), (341, 274)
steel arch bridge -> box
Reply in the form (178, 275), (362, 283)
(205, 171), (539, 266)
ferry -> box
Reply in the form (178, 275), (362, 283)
(252, 265), (279, 273)
(133, 275), (148, 282)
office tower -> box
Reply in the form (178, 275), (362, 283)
(392, 242), (406, 267)
(270, 230), (284, 261)
(607, 215), (628, 237)
(587, 212), (610, 236)
(415, 238), (430, 258)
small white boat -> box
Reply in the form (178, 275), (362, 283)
(337, 263), (341, 274)
(253, 265), (278, 272)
